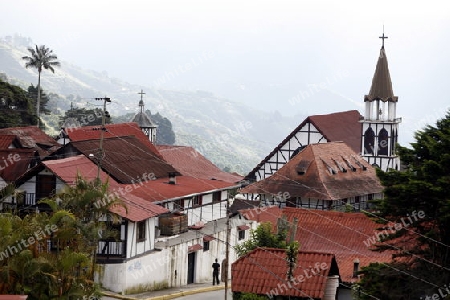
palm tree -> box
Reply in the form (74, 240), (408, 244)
(22, 45), (60, 126)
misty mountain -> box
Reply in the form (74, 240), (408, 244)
(0, 36), (304, 174)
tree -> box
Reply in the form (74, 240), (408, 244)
(0, 175), (124, 299)
(356, 111), (450, 299)
(60, 103), (112, 128)
(234, 222), (288, 257)
(27, 85), (51, 116)
(0, 79), (37, 127)
(22, 45), (60, 126)
(233, 220), (300, 300)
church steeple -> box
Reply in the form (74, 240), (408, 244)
(364, 31), (398, 122)
(361, 31), (401, 171)
(130, 90), (157, 143)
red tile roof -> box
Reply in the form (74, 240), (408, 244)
(42, 155), (169, 222)
(129, 175), (239, 203)
(71, 136), (178, 183)
(0, 126), (60, 157)
(156, 145), (243, 183)
(0, 135), (20, 149)
(246, 110), (362, 179)
(0, 149), (37, 182)
(241, 142), (383, 201)
(240, 206), (283, 226)
(66, 122), (162, 159)
(232, 248), (338, 299)
(240, 207), (394, 283)
(43, 155), (112, 184)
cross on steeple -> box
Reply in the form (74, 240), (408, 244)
(138, 89), (146, 101)
(138, 89), (146, 112)
(379, 30), (388, 49)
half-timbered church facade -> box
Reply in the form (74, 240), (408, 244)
(246, 39), (401, 182)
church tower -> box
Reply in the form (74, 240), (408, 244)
(131, 90), (157, 143)
(361, 32), (401, 171)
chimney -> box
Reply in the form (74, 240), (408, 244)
(168, 172), (177, 184)
(353, 258), (360, 278)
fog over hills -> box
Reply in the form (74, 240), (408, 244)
(0, 36), (304, 174)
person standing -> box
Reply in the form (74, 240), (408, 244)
(212, 258), (220, 285)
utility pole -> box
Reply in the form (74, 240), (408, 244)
(95, 97), (111, 183)
(224, 195), (230, 300)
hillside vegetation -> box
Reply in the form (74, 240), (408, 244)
(0, 35), (303, 173)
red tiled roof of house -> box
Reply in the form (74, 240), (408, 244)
(308, 110), (362, 154)
(240, 205), (283, 226)
(43, 155), (169, 221)
(156, 145), (243, 183)
(71, 136), (178, 183)
(129, 175), (239, 203)
(283, 208), (394, 283)
(241, 142), (383, 200)
(0, 126), (60, 157)
(0, 149), (37, 182)
(43, 155), (112, 184)
(232, 248), (338, 298)
(66, 122), (163, 159)
(241, 207), (394, 283)
(0, 135), (20, 149)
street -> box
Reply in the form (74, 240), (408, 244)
(178, 288), (232, 300)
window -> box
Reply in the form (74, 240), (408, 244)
(378, 128), (389, 156)
(286, 198), (296, 207)
(238, 230), (245, 240)
(364, 127), (375, 154)
(203, 241), (210, 251)
(212, 191), (221, 203)
(36, 175), (56, 200)
(174, 199), (185, 210)
(237, 225), (249, 240)
(137, 221), (146, 242)
(193, 195), (203, 207)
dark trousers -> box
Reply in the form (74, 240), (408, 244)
(213, 272), (220, 285)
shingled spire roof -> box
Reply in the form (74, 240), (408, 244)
(364, 47), (398, 103)
(131, 90), (157, 129)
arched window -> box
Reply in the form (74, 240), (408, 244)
(364, 127), (375, 154)
(391, 128), (396, 154)
(378, 128), (389, 155)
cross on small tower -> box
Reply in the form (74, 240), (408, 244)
(379, 31), (388, 49)
(138, 89), (146, 101)
(138, 89), (146, 112)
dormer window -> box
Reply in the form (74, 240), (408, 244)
(321, 159), (336, 175)
(332, 158), (347, 173)
(295, 160), (311, 175)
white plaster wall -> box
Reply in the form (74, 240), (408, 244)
(126, 219), (155, 259)
(98, 218), (255, 294)
(18, 176), (36, 194)
(187, 200), (227, 226)
(123, 248), (171, 292)
(96, 263), (127, 293)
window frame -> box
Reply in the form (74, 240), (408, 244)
(136, 221), (146, 242)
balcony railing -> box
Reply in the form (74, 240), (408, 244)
(96, 240), (126, 262)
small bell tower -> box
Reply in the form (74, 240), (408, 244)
(361, 31), (401, 171)
(131, 90), (157, 143)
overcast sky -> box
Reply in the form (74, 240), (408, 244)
(1, 0), (450, 146)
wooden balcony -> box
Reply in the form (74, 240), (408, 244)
(96, 239), (127, 263)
